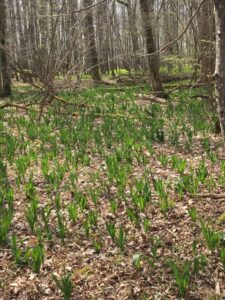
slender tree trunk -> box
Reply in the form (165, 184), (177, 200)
(83, 0), (101, 81)
(139, 0), (163, 93)
(214, 0), (225, 140)
(127, 0), (140, 70)
(0, 0), (11, 97)
(199, 0), (215, 83)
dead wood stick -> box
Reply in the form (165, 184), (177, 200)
(0, 102), (28, 110)
(192, 193), (225, 199)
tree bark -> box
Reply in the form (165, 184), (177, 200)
(83, 0), (101, 81)
(139, 0), (163, 93)
(198, 0), (215, 83)
(214, 0), (225, 140)
(0, 0), (11, 97)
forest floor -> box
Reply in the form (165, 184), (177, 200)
(0, 82), (225, 300)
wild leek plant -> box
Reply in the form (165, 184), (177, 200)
(25, 196), (38, 233)
(171, 155), (187, 174)
(201, 221), (221, 252)
(76, 192), (88, 212)
(0, 209), (13, 245)
(116, 225), (125, 252)
(169, 260), (191, 298)
(196, 160), (208, 184)
(11, 235), (29, 267)
(207, 151), (217, 163)
(131, 179), (151, 212)
(109, 200), (118, 215)
(158, 153), (169, 167)
(11, 235), (23, 266)
(67, 203), (78, 225)
(133, 253), (142, 270)
(41, 206), (52, 242)
(52, 272), (73, 300)
(220, 248), (225, 269)
(193, 253), (207, 274)
(106, 221), (116, 242)
(83, 218), (90, 238)
(31, 243), (44, 273)
(188, 207), (197, 222)
(15, 155), (30, 184)
(24, 176), (36, 200)
(126, 208), (139, 225)
(57, 213), (66, 243)
(143, 218), (151, 232)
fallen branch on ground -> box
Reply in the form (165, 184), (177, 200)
(0, 102), (28, 110)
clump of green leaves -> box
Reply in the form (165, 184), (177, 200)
(11, 235), (29, 267)
(67, 203), (78, 225)
(169, 260), (191, 298)
(201, 221), (221, 252)
(133, 253), (142, 270)
(0, 209), (13, 245)
(188, 207), (197, 222)
(31, 243), (44, 273)
(106, 221), (116, 242)
(106, 222), (126, 251)
(52, 272), (73, 300)
(220, 248), (225, 269)
(25, 196), (38, 233)
(131, 178), (151, 212)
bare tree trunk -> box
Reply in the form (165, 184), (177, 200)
(214, 0), (225, 140)
(83, 0), (101, 81)
(199, 0), (215, 83)
(139, 0), (163, 93)
(0, 0), (11, 97)
(16, 0), (29, 72)
(127, 0), (140, 70)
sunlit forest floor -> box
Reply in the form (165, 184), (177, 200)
(0, 82), (225, 299)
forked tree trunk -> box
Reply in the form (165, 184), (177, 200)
(0, 0), (11, 97)
(214, 0), (225, 140)
(139, 0), (163, 94)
